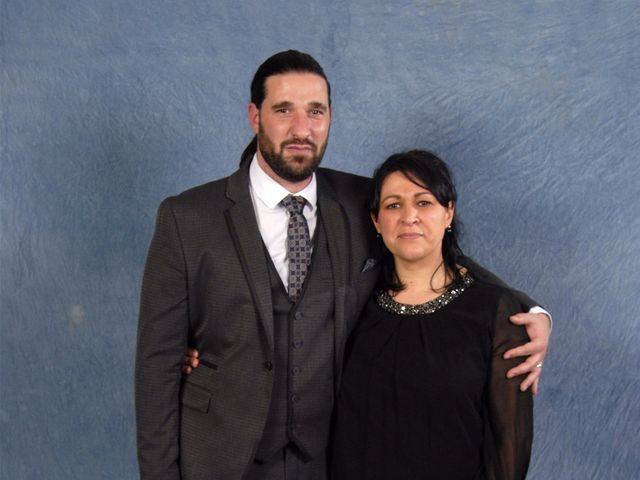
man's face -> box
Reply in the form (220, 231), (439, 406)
(249, 72), (331, 185)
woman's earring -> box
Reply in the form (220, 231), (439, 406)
(445, 225), (452, 233)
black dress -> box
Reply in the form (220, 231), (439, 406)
(331, 274), (533, 480)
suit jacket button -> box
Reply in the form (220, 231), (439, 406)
(263, 361), (273, 371)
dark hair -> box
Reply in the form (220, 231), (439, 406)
(240, 50), (331, 165)
(370, 150), (464, 293)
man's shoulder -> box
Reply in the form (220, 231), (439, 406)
(316, 167), (372, 200)
(317, 167), (371, 185)
(162, 173), (234, 208)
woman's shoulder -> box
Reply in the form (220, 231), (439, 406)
(465, 272), (524, 314)
(462, 274), (528, 344)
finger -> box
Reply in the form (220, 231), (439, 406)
(507, 354), (543, 378)
(519, 370), (539, 392)
(182, 365), (193, 375)
(503, 341), (538, 359)
(509, 313), (531, 325)
(184, 355), (199, 368)
(185, 347), (199, 358)
(511, 312), (551, 334)
(532, 378), (540, 396)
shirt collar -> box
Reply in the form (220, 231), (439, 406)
(249, 154), (317, 210)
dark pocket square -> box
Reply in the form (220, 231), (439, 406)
(361, 258), (377, 273)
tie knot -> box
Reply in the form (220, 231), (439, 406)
(281, 195), (306, 215)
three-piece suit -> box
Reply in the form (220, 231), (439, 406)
(135, 159), (379, 479)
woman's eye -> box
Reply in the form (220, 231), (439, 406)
(385, 203), (400, 209)
(417, 200), (432, 207)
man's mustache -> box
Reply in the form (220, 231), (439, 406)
(282, 138), (317, 149)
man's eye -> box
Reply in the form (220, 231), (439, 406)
(310, 109), (324, 116)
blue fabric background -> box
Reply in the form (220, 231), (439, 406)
(1, 1), (638, 478)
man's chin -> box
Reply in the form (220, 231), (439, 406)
(281, 169), (315, 182)
(288, 155), (314, 166)
(276, 160), (317, 182)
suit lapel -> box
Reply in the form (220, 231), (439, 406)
(225, 165), (274, 352)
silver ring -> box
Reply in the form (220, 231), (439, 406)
(536, 362), (543, 369)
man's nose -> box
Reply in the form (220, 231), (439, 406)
(290, 112), (311, 138)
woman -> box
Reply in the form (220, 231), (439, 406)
(330, 150), (532, 479)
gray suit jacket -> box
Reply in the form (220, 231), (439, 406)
(135, 161), (379, 480)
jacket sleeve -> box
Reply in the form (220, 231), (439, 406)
(135, 199), (189, 480)
(458, 256), (539, 311)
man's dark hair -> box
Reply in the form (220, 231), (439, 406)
(240, 50), (331, 165)
(370, 150), (464, 294)
(250, 50), (331, 108)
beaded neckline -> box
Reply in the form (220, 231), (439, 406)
(376, 273), (474, 315)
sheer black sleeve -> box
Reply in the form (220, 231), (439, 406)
(484, 291), (534, 480)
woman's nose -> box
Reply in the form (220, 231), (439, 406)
(400, 207), (419, 224)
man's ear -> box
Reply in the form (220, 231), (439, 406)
(248, 102), (260, 134)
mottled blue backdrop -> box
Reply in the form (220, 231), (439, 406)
(1, 1), (638, 478)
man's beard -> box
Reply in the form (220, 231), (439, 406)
(258, 126), (328, 183)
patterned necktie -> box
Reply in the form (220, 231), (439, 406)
(281, 195), (312, 302)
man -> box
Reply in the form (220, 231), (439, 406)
(135, 50), (549, 480)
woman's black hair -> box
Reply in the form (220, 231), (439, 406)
(370, 149), (464, 293)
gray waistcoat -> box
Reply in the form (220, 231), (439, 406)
(255, 220), (335, 462)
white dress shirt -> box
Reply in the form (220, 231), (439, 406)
(249, 155), (318, 289)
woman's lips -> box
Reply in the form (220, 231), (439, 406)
(398, 232), (423, 239)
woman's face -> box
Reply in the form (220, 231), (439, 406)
(372, 171), (454, 266)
